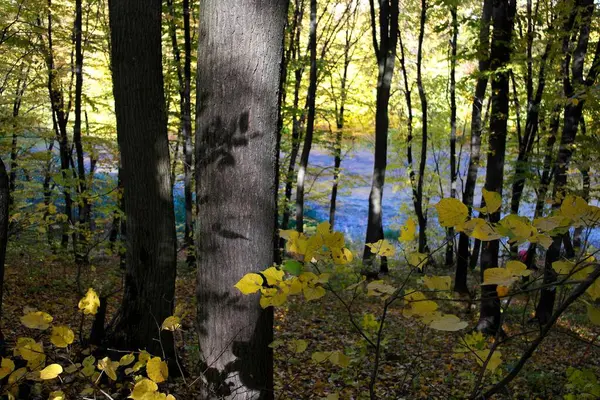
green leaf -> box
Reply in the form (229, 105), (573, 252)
(282, 260), (303, 276)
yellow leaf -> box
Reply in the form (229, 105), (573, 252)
(407, 252), (428, 269)
(97, 357), (119, 381)
(8, 367), (27, 385)
(289, 339), (308, 353)
(366, 280), (396, 298)
(0, 358), (15, 379)
(311, 351), (332, 363)
(399, 218), (417, 242)
(497, 215), (535, 243)
(404, 300), (438, 318)
(366, 239), (395, 257)
(587, 279), (600, 301)
(147, 357), (168, 383)
(119, 353), (136, 366)
(161, 316), (181, 331)
(329, 351), (350, 368)
(474, 189), (502, 214)
(20, 311), (53, 330)
(530, 233), (553, 249)
(552, 260), (575, 275)
(582, 205), (600, 226)
(39, 363), (62, 380)
(234, 273), (263, 295)
(423, 276), (451, 291)
(261, 267), (285, 285)
(326, 394), (340, 400)
(560, 195), (588, 226)
(506, 261), (531, 277)
(471, 221), (502, 241)
(435, 198), (468, 227)
(78, 288), (101, 315)
(331, 247), (353, 265)
(303, 286), (326, 301)
(50, 326), (74, 348)
(474, 350), (502, 371)
(129, 378), (158, 400)
(482, 268), (515, 286)
(533, 216), (563, 232)
(49, 391), (65, 400)
(429, 314), (468, 331)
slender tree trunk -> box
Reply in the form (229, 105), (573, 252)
(363, 0), (399, 274)
(9, 65), (27, 207)
(0, 158), (8, 320)
(195, 0), (286, 397)
(476, 0), (516, 335)
(280, 0), (305, 232)
(455, 0), (492, 295)
(167, 0), (195, 267)
(415, 0), (429, 254)
(329, 73), (346, 228)
(445, 4), (458, 266)
(40, 0), (75, 250)
(73, 0), (89, 263)
(107, 0), (177, 359)
(295, 0), (317, 233)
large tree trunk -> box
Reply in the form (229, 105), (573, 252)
(363, 0), (399, 274)
(295, 0), (317, 233)
(455, 0), (492, 295)
(476, 0), (516, 335)
(107, 0), (177, 359)
(195, 0), (286, 397)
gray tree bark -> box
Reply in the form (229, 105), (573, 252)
(195, 0), (287, 398)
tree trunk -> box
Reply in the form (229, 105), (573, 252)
(0, 158), (8, 319)
(280, 0), (305, 233)
(295, 0), (317, 233)
(40, 0), (75, 250)
(476, 0), (516, 335)
(415, 0), (429, 254)
(329, 8), (357, 229)
(107, 0), (177, 359)
(445, 4), (458, 266)
(363, 0), (399, 274)
(195, 0), (286, 397)
(455, 0), (492, 295)
(73, 0), (90, 263)
(167, 0), (195, 267)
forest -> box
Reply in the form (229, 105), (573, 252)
(0, 0), (599, 398)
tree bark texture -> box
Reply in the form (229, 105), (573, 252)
(108, 0), (177, 358)
(363, 0), (399, 273)
(476, 0), (516, 335)
(195, 0), (287, 397)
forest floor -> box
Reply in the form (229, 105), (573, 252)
(3, 247), (599, 399)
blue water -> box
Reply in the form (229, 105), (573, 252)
(296, 145), (599, 251)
